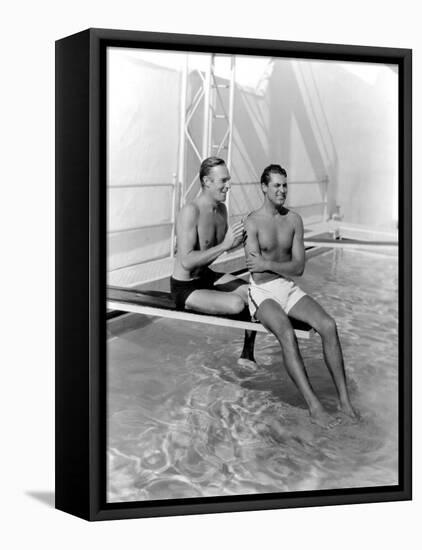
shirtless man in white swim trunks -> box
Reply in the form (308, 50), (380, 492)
(245, 164), (358, 428)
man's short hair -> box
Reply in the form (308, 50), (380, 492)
(199, 157), (226, 186)
(260, 164), (287, 185)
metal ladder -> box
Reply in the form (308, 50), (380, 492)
(177, 54), (236, 210)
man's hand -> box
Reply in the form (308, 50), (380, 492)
(222, 221), (244, 251)
(246, 251), (268, 273)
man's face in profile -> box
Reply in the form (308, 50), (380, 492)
(205, 164), (231, 202)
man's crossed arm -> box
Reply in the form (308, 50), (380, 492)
(244, 213), (305, 277)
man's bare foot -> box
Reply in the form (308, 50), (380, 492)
(338, 403), (361, 424)
(309, 407), (343, 429)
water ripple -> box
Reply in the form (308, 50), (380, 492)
(108, 250), (399, 502)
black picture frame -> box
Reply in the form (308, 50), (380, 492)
(55, 27), (412, 521)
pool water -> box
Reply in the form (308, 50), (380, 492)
(107, 248), (399, 502)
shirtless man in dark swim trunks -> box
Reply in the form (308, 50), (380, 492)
(171, 156), (256, 364)
(245, 164), (359, 427)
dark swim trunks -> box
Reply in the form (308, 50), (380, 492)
(170, 268), (219, 310)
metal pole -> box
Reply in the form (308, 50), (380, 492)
(178, 55), (188, 206)
(322, 176), (329, 222)
(170, 173), (178, 257)
(202, 54), (212, 159)
(226, 56), (236, 217)
(227, 56), (236, 172)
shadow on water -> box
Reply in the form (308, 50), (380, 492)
(108, 312), (158, 339)
(26, 491), (55, 508)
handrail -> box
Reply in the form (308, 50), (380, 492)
(108, 182), (174, 188)
(108, 182), (177, 236)
(108, 180), (328, 237)
(108, 221), (173, 235)
(230, 178), (328, 186)
(289, 201), (327, 209)
(109, 179), (326, 189)
(108, 253), (171, 272)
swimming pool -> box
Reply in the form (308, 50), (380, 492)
(107, 248), (398, 502)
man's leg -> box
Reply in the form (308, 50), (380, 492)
(186, 286), (257, 363)
(238, 331), (257, 364)
(288, 295), (358, 420)
(256, 299), (339, 428)
(214, 277), (257, 364)
(185, 288), (244, 314)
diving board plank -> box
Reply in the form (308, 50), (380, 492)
(107, 286), (314, 339)
(108, 300), (269, 333)
(107, 300), (313, 339)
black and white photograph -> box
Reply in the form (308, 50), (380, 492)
(3, 0), (421, 543)
(105, 45), (401, 503)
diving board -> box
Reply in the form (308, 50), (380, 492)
(107, 286), (314, 339)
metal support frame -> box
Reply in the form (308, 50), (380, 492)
(179, 54), (236, 210)
(110, 55), (336, 285)
(202, 56), (212, 160)
(109, 55), (238, 277)
(177, 56), (188, 210)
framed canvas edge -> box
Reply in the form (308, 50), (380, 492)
(56, 28), (412, 522)
(55, 29), (92, 521)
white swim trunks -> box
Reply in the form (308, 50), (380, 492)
(248, 275), (306, 320)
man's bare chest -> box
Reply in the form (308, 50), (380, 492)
(258, 219), (295, 253)
(197, 211), (226, 249)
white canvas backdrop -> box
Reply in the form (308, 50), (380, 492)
(107, 48), (398, 276)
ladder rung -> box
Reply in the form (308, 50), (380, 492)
(212, 145), (228, 149)
(212, 84), (229, 89)
(214, 114), (227, 119)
